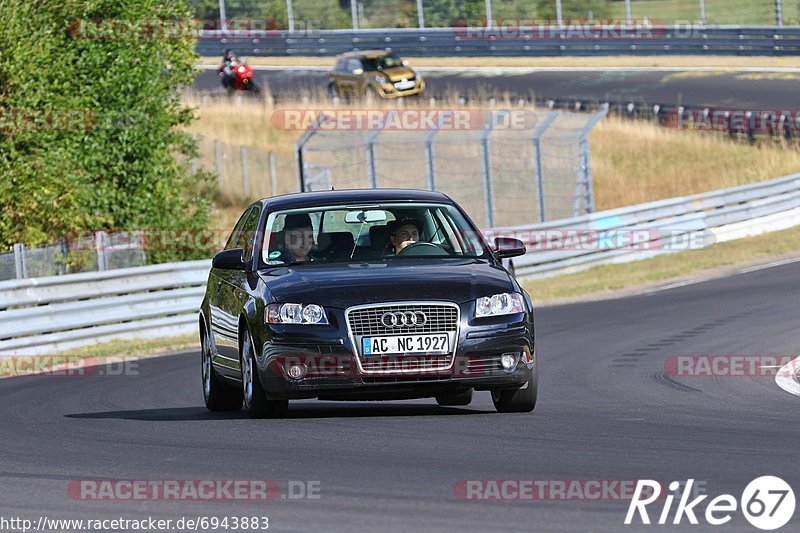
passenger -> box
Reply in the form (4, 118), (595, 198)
(386, 217), (422, 256)
(280, 213), (315, 262)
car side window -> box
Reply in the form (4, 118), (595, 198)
(334, 59), (346, 73)
(224, 207), (253, 251)
(234, 206), (262, 259)
(346, 58), (361, 73)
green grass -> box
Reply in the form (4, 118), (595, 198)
(523, 224), (800, 304)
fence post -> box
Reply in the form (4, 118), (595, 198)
(424, 129), (438, 191)
(485, 0), (493, 27)
(214, 140), (223, 189)
(365, 128), (382, 189)
(480, 119), (496, 228)
(625, 0), (632, 25)
(531, 111), (560, 223)
(286, 0), (295, 33)
(699, 0), (706, 25)
(269, 151), (277, 197)
(58, 237), (68, 275)
(241, 145), (250, 197)
(295, 113), (328, 192)
(573, 107), (608, 216)
(416, 0), (425, 28)
(13, 243), (26, 279)
(555, 0), (563, 27)
(95, 231), (108, 272)
(776, 0), (783, 27)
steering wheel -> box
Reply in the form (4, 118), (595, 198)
(396, 242), (450, 257)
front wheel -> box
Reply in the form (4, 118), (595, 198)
(202, 328), (242, 411)
(247, 79), (260, 95)
(241, 330), (288, 418)
(491, 365), (538, 413)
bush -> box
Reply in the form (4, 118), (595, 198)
(0, 0), (213, 262)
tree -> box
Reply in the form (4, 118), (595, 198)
(0, 0), (213, 262)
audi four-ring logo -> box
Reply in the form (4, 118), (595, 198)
(381, 311), (427, 327)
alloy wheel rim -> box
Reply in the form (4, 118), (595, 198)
(242, 337), (253, 407)
(202, 334), (211, 399)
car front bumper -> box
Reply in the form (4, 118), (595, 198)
(255, 309), (535, 400)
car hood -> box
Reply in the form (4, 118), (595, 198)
(258, 259), (513, 308)
(379, 66), (417, 82)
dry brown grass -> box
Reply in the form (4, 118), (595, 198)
(590, 116), (800, 210)
(185, 97), (800, 227)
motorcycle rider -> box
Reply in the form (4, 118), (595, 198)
(219, 49), (240, 89)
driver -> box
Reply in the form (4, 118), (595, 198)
(219, 49), (240, 89)
(386, 217), (422, 256)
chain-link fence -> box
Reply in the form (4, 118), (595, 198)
(195, 1), (800, 30)
(295, 108), (606, 228)
(0, 232), (146, 282)
(193, 136), (298, 202)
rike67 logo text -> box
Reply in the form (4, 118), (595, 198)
(626, 477), (795, 530)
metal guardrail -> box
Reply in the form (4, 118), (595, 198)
(196, 26), (800, 57)
(2, 172), (799, 354)
(0, 260), (210, 355)
(494, 172), (800, 277)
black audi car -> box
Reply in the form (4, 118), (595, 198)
(199, 189), (537, 418)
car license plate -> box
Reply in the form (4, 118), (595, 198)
(362, 334), (449, 356)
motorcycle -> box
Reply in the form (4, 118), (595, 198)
(219, 60), (260, 95)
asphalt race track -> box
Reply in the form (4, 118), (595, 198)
(1, 260), (798, 531)
(195, 67), (800, 109)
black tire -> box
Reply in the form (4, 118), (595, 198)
(247, 79), (260, 95)
(435, 388), (473, 406)
(201, 327), (243, 411)
(365, 85), (379, 102)
(327, 82), (338, 98)
(241, 328), (289, 419)
(491, 365), (538, 413)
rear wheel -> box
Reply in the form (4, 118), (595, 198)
(241, 329), (289, 419)
(491, 365), (538, 413)
(201, 328), (242, 411)
(435, 388), (473, 406)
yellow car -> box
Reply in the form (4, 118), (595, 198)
(327, 50), (425, 100)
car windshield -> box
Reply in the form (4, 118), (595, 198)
(261, 202), (488, 266)
(362, 54), (404, 71)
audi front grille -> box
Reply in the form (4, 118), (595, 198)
(345, 302), (460, 374)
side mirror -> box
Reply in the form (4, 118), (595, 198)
(352, 67), (364, 75)
(494, 237), (526, 259)
(402, 59), (409, 66)
(213, 248), (246, 270)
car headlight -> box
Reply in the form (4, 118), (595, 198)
(266, 303), (328, 325)
(375, 75), (390, 85)
(475, 293), (525, 318)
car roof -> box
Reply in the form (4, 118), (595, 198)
(259, 188), (453, 211)
(336, 50), (392, 60)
